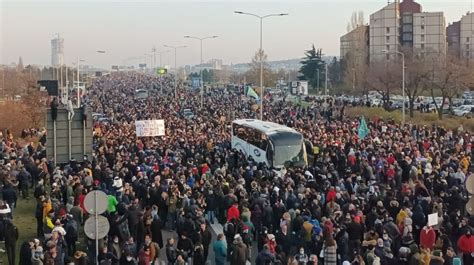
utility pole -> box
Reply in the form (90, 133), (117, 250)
(234, 11), (288, 120)
(152, 46), (157, 69)
(316, 69), (320, 93)
(184, 35), (218, 108)
(325, 63), (328, 95)
(164, 45), (187, 98)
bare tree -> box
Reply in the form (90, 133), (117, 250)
(404, 49), (432, 117)
(366, 61), (401, 107)
(430, 55), (473, 119)
(344, 50), (368, 96)
(347, 11), (365, 32)
(245, 49), (277, 89)
(21, 90), (47, 127)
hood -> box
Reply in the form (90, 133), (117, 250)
(430, 255), (444, 263)
(404, 217), (412, 226)
(414, 204), (423, 213)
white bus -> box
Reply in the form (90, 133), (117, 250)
(231, 119), (307, 168)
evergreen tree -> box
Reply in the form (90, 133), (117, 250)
(299, 45), (326, 91)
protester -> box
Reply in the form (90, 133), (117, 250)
(1, 71), (473, 265)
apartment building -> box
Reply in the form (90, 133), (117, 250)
(369, 2), (400, 62)
(447, 21), (461, 57)
(340, 25), (369, 64)
(412, 12), (446, 57)
(348, 0), (446, 64)
(460, 12), (474, 60)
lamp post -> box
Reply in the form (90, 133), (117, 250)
(382, 49), (405, 125)
(76, 58), (85, 107)
(316, 69), (320, 92)
(352, 67), (356, 91)
(234, 11), (288, 120)
(156, 50), (169, 68)
(156, 50), (169, 94)
(164, 45), (187, 98)
(144, 53), (154, 70)
(184, 35), (218, 109)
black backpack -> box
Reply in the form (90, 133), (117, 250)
(224, 221), (235, 239)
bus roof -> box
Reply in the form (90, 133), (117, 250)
(232, 119), (299, 135)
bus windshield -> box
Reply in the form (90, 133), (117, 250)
(269, 132), (305, 167)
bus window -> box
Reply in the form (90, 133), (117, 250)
(260, 133), (268, 150)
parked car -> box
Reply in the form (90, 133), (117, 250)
(453, 105), (474, 117)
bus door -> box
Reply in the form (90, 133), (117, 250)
(266, 141), (274, 168)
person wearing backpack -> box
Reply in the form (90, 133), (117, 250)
(65, 215), (78, 256)
(4, 218), (19, 265)
(224, 218), (237, 258)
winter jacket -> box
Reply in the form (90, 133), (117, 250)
(420, 227), (436, 250)
(256, 249), (275, 265)
(213, 240), (227, 265)
(429, 255), (444, 265)
(230, 239), (249, 265)
(4, 220), (19, 245)
(227, 204), (240, 222)
(457, 234), (474, 253)
(324, 244), (338, 265)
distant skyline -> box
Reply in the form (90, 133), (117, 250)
(1, 0), (473, 68)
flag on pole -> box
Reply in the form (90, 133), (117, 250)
(246, 86), (259, 100)
(358, 116), (369, 139)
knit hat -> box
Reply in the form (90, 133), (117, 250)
(409, 244), (419, 254)
(398, 247), (410, 258)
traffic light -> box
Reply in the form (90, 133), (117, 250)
(156, 68), (167, 75)
(466, 174), (474, 215)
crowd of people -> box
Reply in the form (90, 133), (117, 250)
(0, 71), (473, 265)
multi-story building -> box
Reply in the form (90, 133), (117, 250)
(369, 2), (400, 62)
(460, 12), (474, 60)
(447, 21), (461, 57)
(51, 34), (64, 66)
(340, 25), (369, 62)
(360, 0), (446, 63)
(400, 0), (422, 48)
(412, 12), (446, 57)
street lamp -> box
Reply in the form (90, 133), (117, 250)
(235, 11), (288, 120)
(156, 50), (169, 68)
(184, 35), (218, 108)
(155, 50), (169, 94)
(76, 58), (86, 107)
(382, 49), (405, 125)
(144, 53), (154, 69)
(164, 45), (187, 98)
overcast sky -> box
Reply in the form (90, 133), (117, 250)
(1, 0), (473, 68)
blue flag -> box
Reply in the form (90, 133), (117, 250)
(358, 116), (369, 139)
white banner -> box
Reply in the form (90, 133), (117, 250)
(135, 120), (165, 137)
(428, 213), (438, 226)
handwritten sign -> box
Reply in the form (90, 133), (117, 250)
(135, 120), (165, 137)
(428, 213), (438, 226)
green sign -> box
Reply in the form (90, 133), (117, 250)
(156, 68), (167, 75)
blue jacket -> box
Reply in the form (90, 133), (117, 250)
(213, 240), (227, 265)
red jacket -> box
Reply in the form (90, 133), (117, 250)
(420, 227), (436, 250)
(326, 189), (336, 202)
(227, 205), (240, 222)
(457, 234), (474, 253)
